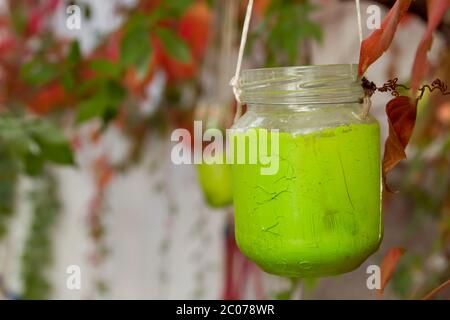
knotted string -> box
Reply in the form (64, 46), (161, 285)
(354, 0), (372, 118)
(230, 0), (253, 123)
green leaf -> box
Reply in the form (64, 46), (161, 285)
(61, 69), (76, 91)
(274, 290), (292, 300)
(125, 13), (149, 32)
(76, 77), (104, 96)
(21, 172), (60, 299)
(101, 81), (125, 124)
(67, 41), (81, 67)
(24, 152), (45, 176)
(262, 0), (323, 66)
(39, 142), (73, 165)
(89, 59), (122, 78)
(156, 27), (191, 63)
(28, 121), (67, 146)
(105, 80), (126, 103)
(120, 29), (152, 74)
(0, 116), (75, 174)
(20, 60), (58, 86)
(166, 0), (195, 16)
(76, 95), (107, 123)
(10, 3), (27, 34)
(76, 80), (125, 124)
(149, 0), (194, 22)
(296, 19), (323, 44)
(0, 145), (18, 239)
(0, 118), (35, 159)
(28, 121), (74, 165)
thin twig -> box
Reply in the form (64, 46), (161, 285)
(361, 77), (450, 100)
(421, 279), (450, 300)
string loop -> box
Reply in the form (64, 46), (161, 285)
(230, 0), (253, 123)
(231, 0), (368, 122)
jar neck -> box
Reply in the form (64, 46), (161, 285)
(239, 64), (363, 106)
(246, 102), (363, 113)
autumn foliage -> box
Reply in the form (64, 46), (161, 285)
(0, 0), (213, 115)
(358, 0), (412, 77)
(358, 0), (449, 193)
(411, 0), (450, 94)
(382, 96), (417, 191)
(358, 0), (449, 297)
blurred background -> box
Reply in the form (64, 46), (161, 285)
(0, 0), (448, 299)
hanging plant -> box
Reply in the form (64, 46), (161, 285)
(354, 0), (450, 297)
(0, 115), (73, 243)
(197, 151), (233, 208)
(0, 145), (18, 239)
(249, 0), (323, 67)
(194, 0), (236, 209)
(357, 0), (449, 189)
(20, 171), (60, 299)
(86, 154), (114, 296)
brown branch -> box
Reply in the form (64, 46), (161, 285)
(421, 279), (450, 300)
(362, 77), (449, 99)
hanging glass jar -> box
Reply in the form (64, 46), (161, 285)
(196, 103), (234, 208)
(197, 152), (233, 208)
(195, 0), (237, 209)
(230, 64), (382, 277)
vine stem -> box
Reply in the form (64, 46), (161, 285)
(362, 77), (450, 100)
(421, 279), (450, 300)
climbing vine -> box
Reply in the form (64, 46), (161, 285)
(0, 115), (73, 245)
(20, 171), (60, 299)
(0, 146), (18, 240)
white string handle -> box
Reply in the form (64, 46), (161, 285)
(354, 0), (371, 117)
(230, 0), (253, 123)
(355, 0), (363, 45)
(231, 0), (367, 122)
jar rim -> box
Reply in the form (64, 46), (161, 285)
(241, 63), (358, 74)
(238, 64), (363, 105)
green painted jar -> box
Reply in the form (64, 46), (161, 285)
(230, 65), (382, 277)
(197, 152), (233, 208)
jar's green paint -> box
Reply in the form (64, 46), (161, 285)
(231, 123), (381, 277)
(231, 64), (383, 277)
(197, 155), (233, 208)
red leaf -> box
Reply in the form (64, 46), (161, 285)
(358, 0), (412, 76)
(382, 96), (417, 191)
(178, 1), (212, 59)
(411, 0), (450, 94)
(28, 82), (69, 114)
(157, 1), (212, 82)
(26, 0), (61, 36)
(377, 247), (405, 296)
(0, 36), (16, 55)
(254, 0), (271, 18)
(93, 155), (114, 189)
